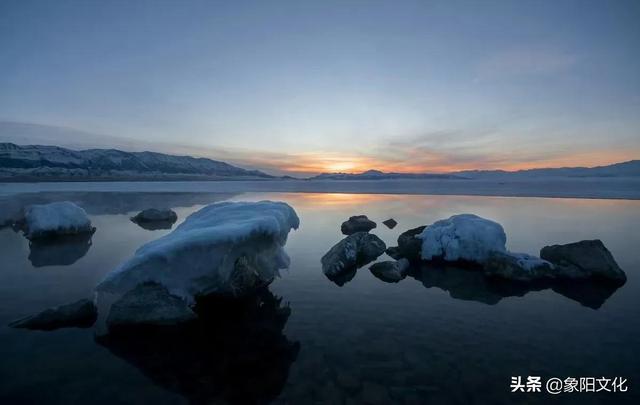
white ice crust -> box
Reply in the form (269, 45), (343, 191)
(96, 201), (299, 300)
(505, 252), (552, 271)
(24, 201), (93, 239)
(418, 214), (506, 264)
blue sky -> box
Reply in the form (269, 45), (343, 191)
(1, 0), (639, 175)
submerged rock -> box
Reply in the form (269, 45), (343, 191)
(321, 232), (386, 279)
(382, 218), (398, 229)
(96, 201), (299, 301)
(107, 282), (197, 330)
(386, 226), (426, 261)
(418, 214), (506, 264)
(131, 208), (177, 224)
(341, 215), (377, 235)
(369, 259), (410, 283)
(9, 298), (97, 331)
(540, 240), (626, 283)
(484, 251), (554, 282)
(23, 201), (95, 240)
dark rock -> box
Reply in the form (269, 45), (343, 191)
(385, 246), (402, 260)
(9, 298), (97, 330)
(369, 259), (410, 283)
(106, 282), (197, 331)
(387, 225), (426, 262)
(484, 251), (554, 282)
(131, 208), (177, 226)
(540, 240), (626, 283)
(341, 215), (377, 235)
(382, 218), (397, 229)
(321, 232), (386, 281)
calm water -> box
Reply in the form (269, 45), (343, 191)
(0, 191), (639, 404)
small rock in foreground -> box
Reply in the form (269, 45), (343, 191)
(107, 282), (197, 331)
(341, 215), (376, 235)
(370, 259), (410, 283)
(9, 298), (97, 331)
(131, 208), (178, 223)
(382, 218), (398, 229)
(540, 240), (626, 283)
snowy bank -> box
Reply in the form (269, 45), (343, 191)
(23, 201), (94, 240)
(418, 214), (506, 264)
(96, 201), (299, 300)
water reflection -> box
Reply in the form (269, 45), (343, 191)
(28, 233), (94, 267)
(0, 192), (240, 228)
(96, 289), (299, 404)
(410, 263), (622, 310)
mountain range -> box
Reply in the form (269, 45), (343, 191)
(0, 143), (272, 181)
(0, 142), (638, 181)
(314, 160), (640, 180)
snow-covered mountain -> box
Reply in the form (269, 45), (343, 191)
(311, 161), (640, 180)
(0, 143), (273, 181)
(311, 169), (463, 180)
(455, 160), (640, 179)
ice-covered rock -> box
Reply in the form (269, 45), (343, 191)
(96, 201), (299, 300)
(540, 240), (626, 283)
(321, 232), (386, 278)
(418, 214), (506, 264)
(341, 215), (377, 235)
(9, 298), (97, 331)
(106, 282), (197, 330)
(23, 201), (95, 240)
(484, 251), (554, 282)
(386, 225), (426, 261)
(131, 208), (178, 223)
(369, 258), (410, 283)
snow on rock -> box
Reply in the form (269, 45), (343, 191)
(484, 251), (554, 282)
(96, 201), (299, 300)
(418, 214), (506, 264)
(23, 201), (94, 240)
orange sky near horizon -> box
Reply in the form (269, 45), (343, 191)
(256, 148), (639, 176)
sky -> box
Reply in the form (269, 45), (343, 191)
(1, 0), (639, 176)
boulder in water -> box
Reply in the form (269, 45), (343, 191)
(341, 215), (377, 235)
(9, 298), (97, 331)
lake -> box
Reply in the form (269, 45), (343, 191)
(0, 191), (638, 404)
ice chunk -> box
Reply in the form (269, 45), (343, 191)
(96, 201), (299, 300)
(23, 201), (94, 240)
(418, 214), (506, 264)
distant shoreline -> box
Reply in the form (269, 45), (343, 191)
(1, 178), (639, 200)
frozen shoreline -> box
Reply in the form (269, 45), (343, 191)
(1, 177), (639, 200)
